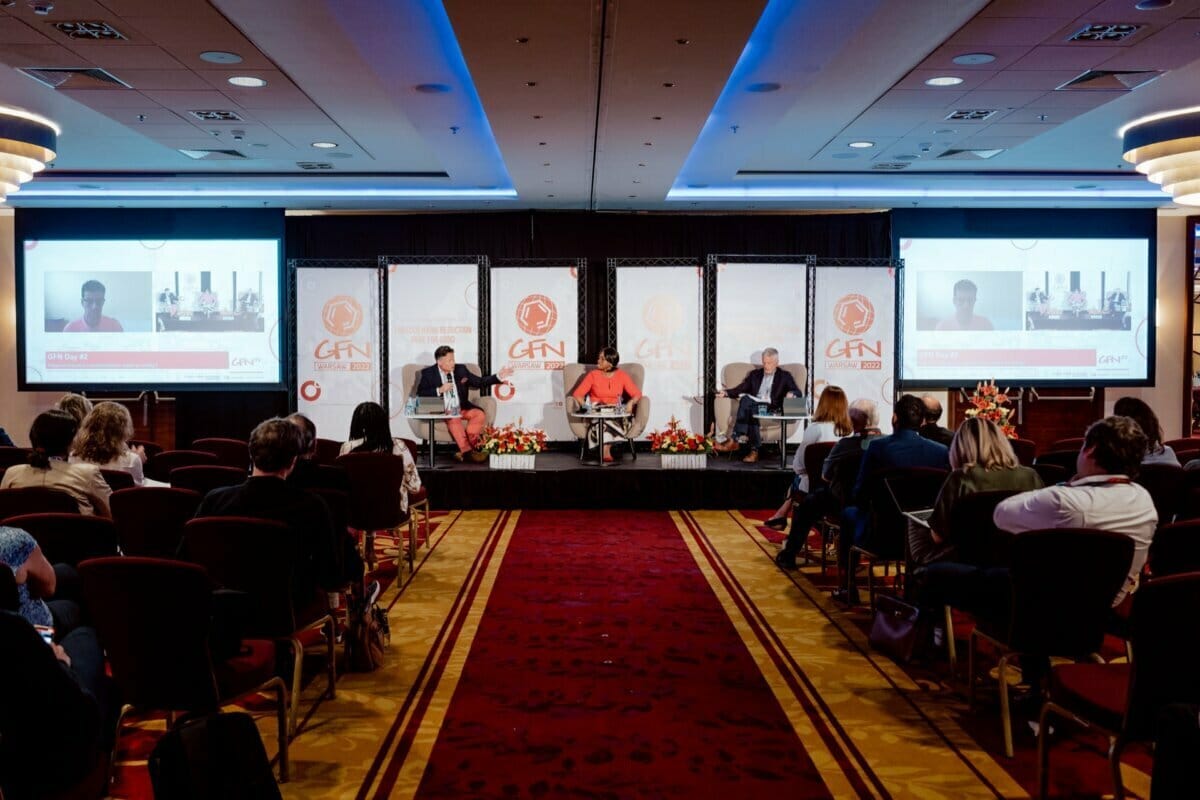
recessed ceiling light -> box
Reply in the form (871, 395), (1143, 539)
(414, 83), (451, 93)
(525, 81), (537, 87)
(311, 141), (338, 149)
(515, 37), (529, 43)
(747, 82), (782, 92)
(643, 141), (653, 146)
(227, 76), (266, 88)
(652, 116), (662, 121)
(676, 38), (689, 45)
(662, 82), (675, 88)
(953, 53), (995, 66)
(848, 140), (875, 148)
(1136, 0), (1173, 9)
(538, 141), (547, 146)
(200, 51), (242, 64)
(925, 75), (965, 87)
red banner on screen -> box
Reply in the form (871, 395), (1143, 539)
(46, 352), (229, 369)
(917, 349), (1095, 367)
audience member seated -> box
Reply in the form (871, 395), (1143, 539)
(570, 346), (644, 463)
(713, 347), (804, 464)
(0, 426), (13, 448)
(911, 418), (1042, 566)
(194, 418), (360, 599)
(54, 393), (93, 427)
(339, 402), (422, 513)
(774, 397), (877, 570)
(918, 394), (955, 447)
(287, 412), (348, 492)
(1113, 396), (1180, 466)
(764, 386), (851, 530)
(69, 401), (147, 485)
(0, 410), (111, 517)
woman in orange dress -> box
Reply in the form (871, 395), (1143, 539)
(571, 346), (642, 463)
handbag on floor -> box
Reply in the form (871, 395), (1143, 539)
(346, 596), (389, 672)
(868, 594), (925, 663)
(148, 711), (282, 799)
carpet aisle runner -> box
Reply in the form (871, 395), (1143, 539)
(409, 509), (832, 798)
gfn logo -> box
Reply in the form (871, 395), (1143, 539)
(322, 295), (363, 337)
(833, 294), (875, 336)
(300, 380), (321, 401)
(516, 294), (557, 336)
(642, 294), (683, 337)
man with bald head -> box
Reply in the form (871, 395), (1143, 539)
(918, 394), (954, 447)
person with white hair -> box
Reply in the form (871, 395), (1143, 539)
(713, 347), (804, 464)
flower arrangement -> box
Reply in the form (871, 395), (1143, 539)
(965, 380), (1017, 439)
(478, 420), (547, 455)
(648, 417), (714, 454)
(1066, 290), (1087, 314)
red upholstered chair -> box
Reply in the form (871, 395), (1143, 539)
(110, 486), (202, 559)
(0, 487), (82, 519)
(2, 513), (119, 566)
(99, 468), (135, 492)
(182, 517), (336, 737)
(1032, 462), (1069, 487)
(1148, 520), (1200, 577)
(1010, 438), (1036, 467)
(1033, 450), (1077, 474)
(128, 439), (164, 459)
(191, 438), (249, 469)
(1134, 463), (1185, 525)
(1037, 572), (1200, 800)
(967, 528), (1134, 758)
(1164, 437), (1198, 454)
(313, 438), (344, 467)
(398, 438), (431, 548)
(1049, 437), (1084, 452)
(799, 440), (838, 568)
(144, 450), (218, 483)
(335, 452), (416, 572)
(169, 465), (247, 496)
(0, 447), (32, 470)
(79, 557), (289, 782)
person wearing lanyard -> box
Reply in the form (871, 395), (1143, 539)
(416, 345), (514, 462)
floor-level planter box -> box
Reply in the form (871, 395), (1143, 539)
(489, 453), (536, 470)
(659, 453), (707, 470)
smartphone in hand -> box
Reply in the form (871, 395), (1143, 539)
(34, 625), (54, 646)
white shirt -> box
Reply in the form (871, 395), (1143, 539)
(790, 420), (841, 492)
(757, 371), (775, 402)
(71, 449), (144, 486)
(993, 474), (1158, 605)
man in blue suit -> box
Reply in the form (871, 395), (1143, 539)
(835, 393), (949, 603)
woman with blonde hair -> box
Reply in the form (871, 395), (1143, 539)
(55, 393), (93, 426)
(912, 416), (1042, 565)
(70, 401), (146, 485)
(764, 385), (852, 530)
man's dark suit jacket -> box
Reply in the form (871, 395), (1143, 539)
(851, 428), (950, 503)
(725, 367), (802, 411)
(417, 363), (500, 413)
(918, 423), (955, 447)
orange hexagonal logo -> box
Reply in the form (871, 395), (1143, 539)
(322, 295), (363, 337)
(833, 293), (875, 336)
(642, 294), (683, 337)
(516, 294), (557, 336)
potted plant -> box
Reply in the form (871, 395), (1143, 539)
(478, 421), (547, 470)
(649, 417), (713, 469)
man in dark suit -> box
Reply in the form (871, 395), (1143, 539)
(713, 347), (803, 463)
(918, 394), (955, 447)
(417, 345), (513, 462)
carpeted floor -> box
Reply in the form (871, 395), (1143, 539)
(103, 509), (1152, 799)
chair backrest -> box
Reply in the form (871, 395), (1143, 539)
(1050, 437), (1085, 452)
(803, 441), (837, 488)
(1125, 572), (1200, 737)
(715, 362), (807, 438)
(868, 467), (948, 557)
(1033, 450), (1077, 473)
(1135, 463), (1186, 524)
(190, 438), (249, 469)
(99, 468), (136, 492)
(1010, 439), (1036, 467)
(79, 557), (220, 711)
(3, 513), (119, 566)
(1148, 520), (1200, 577)
(170, 465), (247, 497)
(129, 439), (165, 459)
(110, 486), (202, 558)
(0, 565), (16, 611)
(335, 452), (408, 530)
(946, 489), (1023, 566)
(1007, 528), (1134, 655)
(183, 516), (301, 637)
(313, 437), (343, 466)
(1164, 438), (1198, 454)
(1033, 462), (1069, 487)
(145, 450), (218, 483)
(0, 487), (82, 519)
(0, 447), (32, 470)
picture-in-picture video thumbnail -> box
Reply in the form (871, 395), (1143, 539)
(156, 270), (266, 333)
(1024, 270), (1132, 331)
(914, 271), (1024, 332)
(45, 271), (153, 333)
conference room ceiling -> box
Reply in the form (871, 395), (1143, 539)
(0, 0), (1197, 210)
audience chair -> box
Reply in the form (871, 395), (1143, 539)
(967, 528), (1134, 758)
(1033, 450), (1077, 474)
(110, 486), (202, 559)
(79, 557), (289, 782)
(169, 465), (247, 497)
(1134, 463), (1185, 525)
(1010, 439), (1036, 467)
(397, 439), (431, 547)
(302, 463), (351, 491)
(1148, 520), (1200, 577)
(1032, 462), (1069, 487)
(3, 513), (119, 567)
(1037, 572), (1200, 800)
(99, 468), (136, 492)
(563, 362), (652, 460)
(190, 438), (250, 469)
(0, 446), (32, 471)
(1048, 437), (1084, 452)
(799, 440), (838, 568)
(1164, 437), (1199, 455)
(0, 487), (82, 519)
(313, 438), (344, 467)
(399, 362), (497, 446)
(144, 450), (218, 483)
(128, 439), (164, 459)
(182, 517), (335, 738)
(713, 361), (808, 446)
(335, 452), (416, 573)
(1178, 487), (1200, 522)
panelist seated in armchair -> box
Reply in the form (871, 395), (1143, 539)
(569, 347), (644, 463)
(714, 347), (804, 464)
(417, 345), (513, 462)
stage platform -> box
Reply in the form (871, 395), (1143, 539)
(419, 449), (794, 510)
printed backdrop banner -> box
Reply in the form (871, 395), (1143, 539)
(295, 266), (381, 440)
(615, 265), (704, 436)
(812, 265), (897, 434)
(387, 261), (479, 439)
(715, 260), (809, 442)
(489, 266), (579, 439)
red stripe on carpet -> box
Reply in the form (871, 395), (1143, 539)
(406, 509), (833, 798)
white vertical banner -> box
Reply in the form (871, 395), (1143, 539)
(489, 266), (579, 440)
(386, 261), (479, 437)
(615, 265), (704, 436)
(295, 266), (381, 441)
(715, 260), (809, 442)
(812, 266), (897, 434)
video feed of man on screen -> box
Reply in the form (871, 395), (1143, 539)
(935, 279), (993, 331)
(62, 280), (123, 333)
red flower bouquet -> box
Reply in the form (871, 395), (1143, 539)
(648, 417), (714, 455)
(964, 380), (1017, 439)
(478, 421), (547, 455)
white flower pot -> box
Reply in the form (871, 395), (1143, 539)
(659, 453), (707, 470)
(489, 453), (536, 470)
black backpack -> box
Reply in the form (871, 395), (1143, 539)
(149, 712), (282, 799)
